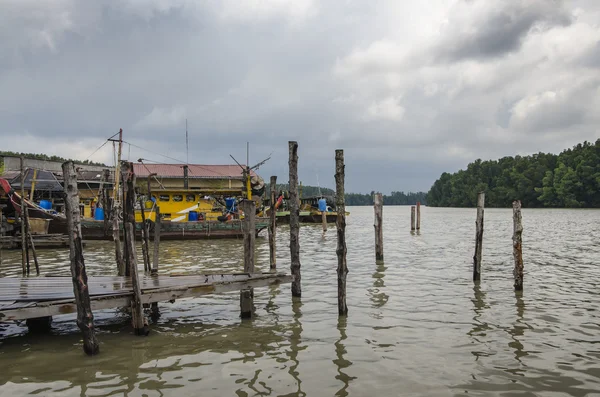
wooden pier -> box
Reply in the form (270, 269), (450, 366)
(0, 273), (291, 321)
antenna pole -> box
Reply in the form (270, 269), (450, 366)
(246, 142), (251, 200)
(186, 119), (189, 164)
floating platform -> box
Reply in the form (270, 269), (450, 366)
(0, 272), (292, 321)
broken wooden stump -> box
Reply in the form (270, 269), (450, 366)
(289, 141), (301, 298)
(240, 199), (256, 319)
(62, 161), (100, 355)
(374, 193), (383, 261)
(513, 200), (524, 291)
(335, 149), (348, 316)
(122, 161), (148, 335)
(473, 192), (485, 282)
(269, 176), (277, 271)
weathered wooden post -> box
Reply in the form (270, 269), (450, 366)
(335, 149), (348, 316)
(374, 193), (383, 261)
(0, 207), (3, 266)
(25, 208), (40, 276)
(322, 210), (328, 232)
(151, 205), (161, 321)
(240, 199), (256, 318)
(410, 206), (416, 231)
(473, 192), (485, 282)
(513, 200), (524, 291)
(139, 199), (151, 272)
(152, 206), (161, 275)
(269, 176), (277, 271)
(416, 201), (421, 230)
(112, 204), (124, 276)
(62, 161), (100, 355)
(101, 169), (111, 238)
(289, 141), (301, 297)
(122, 161), (148, 335)
(20, 156), (26, 276)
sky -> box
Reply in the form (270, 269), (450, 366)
(1, 0), (599, 194)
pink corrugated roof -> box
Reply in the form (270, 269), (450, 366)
(133, 164), (257, 179)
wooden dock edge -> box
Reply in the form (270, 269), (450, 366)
(0, 273), (292, 321)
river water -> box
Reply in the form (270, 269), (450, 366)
(0, 206), (599, 397)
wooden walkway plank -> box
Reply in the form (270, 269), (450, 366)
(0, 273), (292, 321)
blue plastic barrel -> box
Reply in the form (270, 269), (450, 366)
(39, 200), (52, 210)
(318, 198), (327, 212)
(188, 211), (199, 221)
(225, 198), (236, 211)
(94, 207), (105, 221)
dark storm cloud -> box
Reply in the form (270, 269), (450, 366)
(438, 0), (573, 61)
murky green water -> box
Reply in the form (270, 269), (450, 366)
(1, 206), (599, 396)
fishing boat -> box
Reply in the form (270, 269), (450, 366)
(261, 193), (349, 224)
(0, 175), (268, 240)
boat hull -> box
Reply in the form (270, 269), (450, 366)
(79, 218), (268, 240)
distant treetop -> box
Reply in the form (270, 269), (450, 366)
(427, 139), (600, 208)
(0, 151), (107, 167)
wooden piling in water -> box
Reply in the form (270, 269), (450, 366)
(335, 149), (348, 316)
(0, 207), (3, 266)
(25, 208), (40, 276)
(101, 169), (111, 238)
(473, 192), (485, 282)
(269, 176), (277, 271)
(512, 200), (524, 291)
(374, 193), (383, 261)
(416, 202), (421, 230)
(289, 141), (301, 297)
(240, 199), (256, 318)
(410, 206), (416, 231)
(122, 161), (148, 335)
(139, 199), (151, 273)
(20, 157), (26, 276)
(151, 206), (161, 321)
(62, 161), (99, 355)
(152, 206), (161, 275)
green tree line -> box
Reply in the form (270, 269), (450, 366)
(0, 151), (106, 170)
(427, 139), (600, 208)
(267, 183), (427, 206)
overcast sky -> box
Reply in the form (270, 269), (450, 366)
(1, 0), (599, 193)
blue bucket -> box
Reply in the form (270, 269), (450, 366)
(188, 211), (199, 221)
(225, 198), (236, 212)
(94, 207), (105, 221)
(39, 200), (52, 210)
(318, 198), (327, 212)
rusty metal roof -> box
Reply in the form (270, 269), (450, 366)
(133, 164), (256, 179)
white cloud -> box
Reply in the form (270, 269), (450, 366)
(364, 97), (405, 122)
(133, 106), (186, 131)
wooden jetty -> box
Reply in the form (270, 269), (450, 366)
(0, 273), (291, 321)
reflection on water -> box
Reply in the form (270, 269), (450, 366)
(334, 316), (356, 397)
(1, 207), (600, 396)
